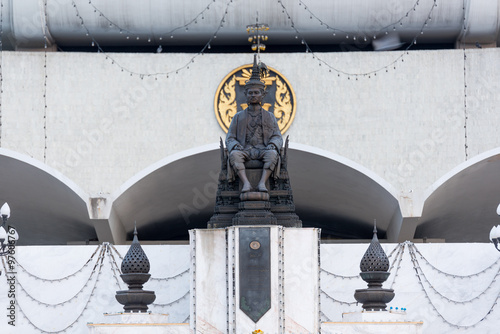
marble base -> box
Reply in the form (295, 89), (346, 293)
(322, 311), (423, 334)
(190, 227), (320, 334)
(87, 313), (189, 334)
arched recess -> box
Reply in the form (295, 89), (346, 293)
(0, 148), (94, 245)
(110, 143), (402, 242)
(418, 148), (500, 242)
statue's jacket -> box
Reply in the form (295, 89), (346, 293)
(225, 108), (283, 181)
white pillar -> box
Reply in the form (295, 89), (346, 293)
(190, 226), (320, 334)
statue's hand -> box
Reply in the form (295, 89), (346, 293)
(266, 144), (277, 151)
(234, 144), (244, 151)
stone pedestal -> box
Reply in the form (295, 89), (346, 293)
(190, 226), (320, 334)
(233, 198), (277, 225)
(87, 313), (189, 334)
(322, 311), (423, 334)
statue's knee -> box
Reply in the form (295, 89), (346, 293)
(229, 151), (244, 163)
(232, 162), (245, 171)
(265, 150), (279, 162)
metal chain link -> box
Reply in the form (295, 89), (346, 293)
(17, 245), (107, 333)
(408, 242), (500, 329)
(152, 291), (190, 307)
(320, 289), (357, 306)
(15, 244), (101, 282)
(412, 242), (500, 278)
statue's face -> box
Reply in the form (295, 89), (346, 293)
(245, 87), (264, 105)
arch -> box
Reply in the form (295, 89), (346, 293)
(110, 143), (402, 241)
(0, 148), (93, 245)
(288, 143), (402, 241)
(418, 147), (500, 242)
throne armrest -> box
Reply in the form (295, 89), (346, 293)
(220, 137), (228, 170)
(281, 135), (289, 169)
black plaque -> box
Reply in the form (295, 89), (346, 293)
(239, 227), (271, 323)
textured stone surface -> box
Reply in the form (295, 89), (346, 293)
(324, 310), (423, 333)
(87, 313), (189, 334)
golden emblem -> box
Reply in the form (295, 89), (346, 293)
(249, 241), (261, 250)
(214, 64), (296, 134)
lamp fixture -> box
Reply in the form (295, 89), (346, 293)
(0, 203), (18, 256)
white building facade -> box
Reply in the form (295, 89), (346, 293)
(0, 0), (500, 332)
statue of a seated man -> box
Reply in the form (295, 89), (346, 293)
(226, 57), (283, 193)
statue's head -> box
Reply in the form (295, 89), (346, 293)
(244, 54), (267, 105)
(244, 85), (266, 105)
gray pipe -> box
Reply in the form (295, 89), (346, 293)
(2, 0), (498, 50)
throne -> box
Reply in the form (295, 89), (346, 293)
(207, 136), (302, 228)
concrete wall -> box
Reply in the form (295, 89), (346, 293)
(1, 49), (499, 214)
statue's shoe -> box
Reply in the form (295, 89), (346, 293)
(257, 184), (268, 192)
(241, 183), (252, 193)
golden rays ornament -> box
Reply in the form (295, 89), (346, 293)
(214, 64), (296, 134)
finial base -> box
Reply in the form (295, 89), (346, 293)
(354, 271), (394, 311)
(354, 288), (395, 311)
(115, 289), (156, 313)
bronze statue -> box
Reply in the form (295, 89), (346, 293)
(208, 55), (301, 228)
(226, 56), (283, 193)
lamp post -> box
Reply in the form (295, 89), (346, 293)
(0, 203), (18, 256)
(489, 203), (500, 252)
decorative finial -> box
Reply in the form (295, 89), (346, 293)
(354, 220), (395, 311)
(244, 54), (266, 89)
(246, 15), (269, 53)
(116, 225), (156, 312)
(360, 221), (389, 272)
(121, 226), (150, 274)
